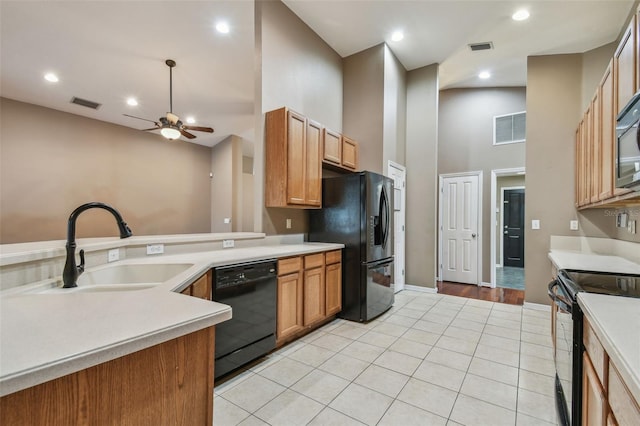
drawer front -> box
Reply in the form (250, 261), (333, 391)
(608, 361), (640, 426)
(278, 256), (302, 276)
(584, 318), (607, 386)
(304, 253), (325, 269)
(325, 250), (341, 265)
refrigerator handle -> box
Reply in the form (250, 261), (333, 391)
(381, 185), (389, 249)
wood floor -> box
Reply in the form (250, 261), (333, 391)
(437, 281), (525, 305)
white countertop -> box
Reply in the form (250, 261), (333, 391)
(548, 250), (640, 275)
(0, 242), (342, 397)
(578, 293), (640, 403)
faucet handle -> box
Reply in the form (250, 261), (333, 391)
(78, 249), (85, 274)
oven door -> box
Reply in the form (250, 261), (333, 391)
(549, 279), (575, 426)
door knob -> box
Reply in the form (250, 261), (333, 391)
(504, 231), (508, 234)
(472, 233), (477, 238)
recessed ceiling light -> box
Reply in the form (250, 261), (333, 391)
(512, 9), (530, 21)
(216, 21), (230, 34)
(186, 116), (196, 124)
(391, 31), (404, 42)
(479, 71), (491, 79)
(126, 97), (138, 106)
(44, 73), (59, 83)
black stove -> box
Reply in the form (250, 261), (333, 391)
(558, 269), (640, 300)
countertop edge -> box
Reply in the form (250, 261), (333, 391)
(577, 293), (640, 404)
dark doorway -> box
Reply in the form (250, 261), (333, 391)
(503, 188), (525, 267)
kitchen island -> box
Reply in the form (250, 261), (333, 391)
(0, 233), (342, 424)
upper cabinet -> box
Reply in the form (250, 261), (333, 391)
(322, 128), (358, 171)
(575, 12), (640, 209)
(265, 107), (360, 209)
(265, 108), (322, 208)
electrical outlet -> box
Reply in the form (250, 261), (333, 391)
(628, 219), (636, 234)
(222, 239), (235, 248)
(224, 218), (231, 224)
(532, 220), (540, 230)
(286, 218), (292, 229)
(146, 244), (164, 255)
(107, 248), (119, 262)
(570, 220), (579, 231)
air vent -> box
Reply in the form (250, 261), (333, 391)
(70, 97), (101, 110)
(469, 42), (493, 51)
(494, 111), (526, 145)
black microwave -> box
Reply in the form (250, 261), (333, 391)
(616, 92), (640, 190)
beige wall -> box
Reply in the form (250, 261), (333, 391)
(210, 135), (245, 232)
(258, 0), (343, 235)
(405, 64), (439, 288)
(0, 98), (212, 243)
(343, 44), (385, 173)
(383, 45), (408, 167)
(438, 87), (526, 282)
(495, 175), (526, 265)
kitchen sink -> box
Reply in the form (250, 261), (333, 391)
(77, 263), (193, 286)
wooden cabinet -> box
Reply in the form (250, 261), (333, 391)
(322, 129), (359, 171)
(575, 15), (640, 208)
(276, 250), (342, 346)
(303, 253), (325, 326)
(265, 107), (322, 208)
(276, 257), (304, 342)
(584, 352), (608, 426)
(608, 362), (640, 426)
(181, 270), (212, 300)
(325, 250), (342, 317)
(0, 327), (215, 425)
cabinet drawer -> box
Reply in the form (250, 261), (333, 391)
(584, 318), (607, 386)
(278, 257), (302, 276)
(325, 250), (341, 265)
(304, 253), (325, 269)
(608, 361), (640, 426)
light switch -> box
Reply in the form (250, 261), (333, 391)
(570, 220), (579, 231)
(531, 220), (540, 230)
(224, 218), (231, 224)
(286, 219), (292, 229)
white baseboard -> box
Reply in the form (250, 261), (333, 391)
(480, 281), (492, 288)
(403, 284), (438, 294)
(523, 302), (551, 311)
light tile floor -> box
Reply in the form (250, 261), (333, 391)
(214, 290), (557, 426)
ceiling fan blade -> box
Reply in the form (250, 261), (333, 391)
(123, 114), (158, 124)
(180, 129), (197, 139)
(183, 125), (214, 133)
(141, 127), (160, 131)
(166, 112), (180, 125)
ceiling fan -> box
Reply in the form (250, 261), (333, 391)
(124, 59), (214, 140)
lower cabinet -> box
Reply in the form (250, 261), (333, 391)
(583, 317), (640, 426)
(276, 250), (342, 345)
(0, 327), (215, 425)
(181, 270), (212, 300)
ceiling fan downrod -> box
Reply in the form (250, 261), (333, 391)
(166, 59), (176, 114)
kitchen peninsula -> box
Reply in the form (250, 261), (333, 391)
(0, 233), (342, 424)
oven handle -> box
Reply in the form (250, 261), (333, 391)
(548, 279), (572, 313)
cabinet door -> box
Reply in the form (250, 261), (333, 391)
(342, 136), (358, 170)
(583, 109), (593, 206)
(277, 272), (303, 340)
(583, 353), (607, 426)
(591, 93), (602, 203)
(323, 128), (342, 165)
(286, 110), (307, 205)
(325, 262), (342, 317)
(615, 16), (637, 115)
(600, 61), (615, 200)
(609, 362), (640, 426)
(305, 119), (322, 207)
(191, 271), (211, 300)
(303, 266), (325, 326)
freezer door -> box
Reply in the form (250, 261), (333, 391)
(365, 172), (394, 263)
(364, 257), (394, 321)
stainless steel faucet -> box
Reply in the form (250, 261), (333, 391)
(62, 202), (132, 288)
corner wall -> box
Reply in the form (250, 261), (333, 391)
(405, 64), (439, 288)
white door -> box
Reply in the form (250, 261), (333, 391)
(387, 161), (406, 293)
(441, 174), (480, 285)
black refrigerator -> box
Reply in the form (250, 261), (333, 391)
(308, 171), (394, 322)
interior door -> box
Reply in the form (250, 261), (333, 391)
(503, 188), (525, 267)
(387, 162), (406, 293)
(441, 174), (480, 285)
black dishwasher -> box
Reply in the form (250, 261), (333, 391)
(212, 259), (277, 379)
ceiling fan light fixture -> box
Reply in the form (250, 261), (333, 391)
(160, 127), (181, 140)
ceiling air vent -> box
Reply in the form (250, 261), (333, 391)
(70, 97), (101, 110)
(469, 42), (493, 52)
